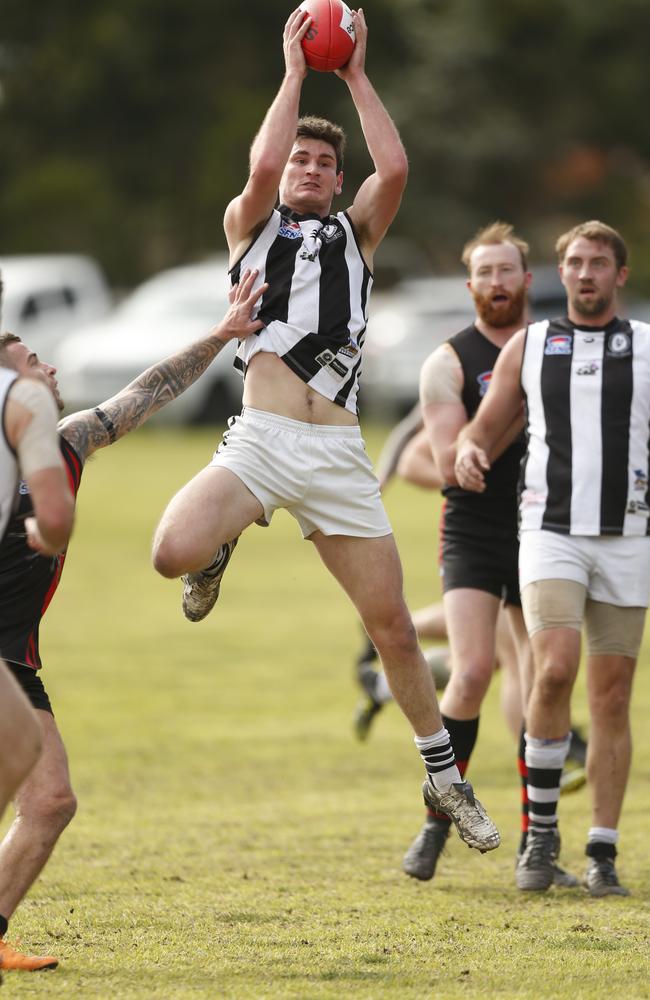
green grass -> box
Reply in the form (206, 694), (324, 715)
(3, 423), (650, 999)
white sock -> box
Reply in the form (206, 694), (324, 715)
(374, 672), (393, 704)
(588, 827), (618, 845)
(414, 728), (461, 792)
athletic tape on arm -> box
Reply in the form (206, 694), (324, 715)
(11, 379), (63, 478)
(419, 344), (463, 406)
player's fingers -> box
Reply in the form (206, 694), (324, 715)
(248, 281), (269, 304)
(235, 268), (258, 298)
(294, 13), (312, 40)
(285, 8), (303, 31)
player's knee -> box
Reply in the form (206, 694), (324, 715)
(54, 787), (78, 830)
(591, 677), (632, 722)
(23, 783), (77, 833)
(370, 606), (418, 659)
(535, 660), (574, 701)
(151, 533), (186, 578)
(449, 665), (492, 706)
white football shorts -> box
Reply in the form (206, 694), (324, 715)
(209, 407), (392, 539)
(519, 528), (650, 607)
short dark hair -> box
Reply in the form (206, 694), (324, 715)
(555, 220), (628, 270)
(461, 221), (529, 272)
(0, 332), (21, 367)
(296, 116), (346, 173)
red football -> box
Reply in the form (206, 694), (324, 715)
(299, 0), (356, 73)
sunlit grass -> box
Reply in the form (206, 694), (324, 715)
(4, 424), (648, 999)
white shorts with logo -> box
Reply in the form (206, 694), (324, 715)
(209, 407), (392, 539)
(519, 528), (650, 607)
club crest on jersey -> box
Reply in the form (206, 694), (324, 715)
(544, 334), (572, 356)
(321, 223), (343, 243)
(633, 469), (648, 491)
(278, 222), (302, 240)
(315, 349), (336, 368)
(607, 331), (631, 356)
(476, 370), (493, 397)
(315, 348), (347, 380)
(576, 361), (599, 376)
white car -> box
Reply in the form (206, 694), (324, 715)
(361, 277), (475, 416)
(0, 254), (113, 359)
(55, 257), (243, 423)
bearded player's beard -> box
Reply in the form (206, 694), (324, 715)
(474, 284), (527, 328)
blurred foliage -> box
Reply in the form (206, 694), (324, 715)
(2, 0), (650, 288)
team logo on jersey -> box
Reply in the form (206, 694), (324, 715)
(606, 331), (631, 356)
(576, 361), (599, 376)
(315, 349), (336, 368)
(627, 498), (649, 515)
(329, 359), (348, 378)
(299, 229), (323, 262)
(278, 222), (302, 240)
(321, 223), (343, 243)
(544, 334), (572, 355)
(476, 370), (493, 397)
(315, 348), (348, 379)
(633, 469), (648, 491)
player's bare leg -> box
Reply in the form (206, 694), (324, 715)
(0, 665), (41, 817)
(0, 710), (66, 971)
(496, 607), (524, 739)
(153, 466), (264, 620)
(583, 652), (635, 896)
(312, 531), (499, 853)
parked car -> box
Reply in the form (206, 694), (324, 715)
(0, 254), (113, 359)
(360, 265), (649, 416)
(55, 257), (242, 423)
(361, 276), (474, 417)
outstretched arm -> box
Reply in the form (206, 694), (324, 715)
(58, 270), (267, 463)
(224, 8), (311, 260)
(342, 10), (408, 262)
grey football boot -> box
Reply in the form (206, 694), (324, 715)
(181, 537), (239, 622)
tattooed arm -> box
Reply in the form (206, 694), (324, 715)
(58, 269), (267, 462)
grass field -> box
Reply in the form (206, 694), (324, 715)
(3, 423), (649, 999)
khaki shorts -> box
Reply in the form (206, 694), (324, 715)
(210, 407), (392, 539)
(521, 579), (646, 658)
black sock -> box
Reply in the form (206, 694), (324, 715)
(442, 714), (480, 774)
(586, 841), (617, 861)
(0, 914), (7, 937)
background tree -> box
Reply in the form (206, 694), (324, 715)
(1, 0), (650, 288)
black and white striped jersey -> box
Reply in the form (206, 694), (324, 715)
(230, 205), (372, 415)
(520, 316), (650, 536)
(0, 368), (19, 543)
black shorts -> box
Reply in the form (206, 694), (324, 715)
(7, 662), (53, 714)
(440, 504), (521, 607)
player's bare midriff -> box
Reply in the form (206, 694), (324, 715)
(242, 352), (358, 426)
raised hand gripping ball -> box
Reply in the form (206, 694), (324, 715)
(299, 0), (356, 73)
